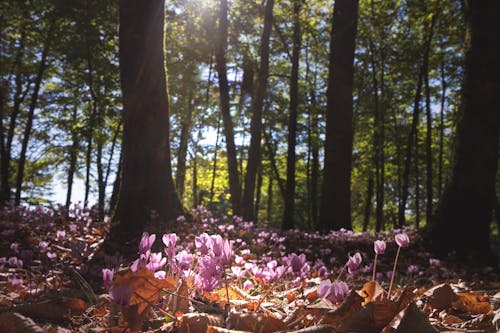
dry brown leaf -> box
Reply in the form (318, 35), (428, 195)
(393, 302), (438, 333)
(360, 281), (386, 304)
(0, 311), (45, 333)
(320, 290), (363, 328)
(277, 324), (335, 333)
(206, 325), (252, 333)
(9, 297), (87, 321)
(178, 313), (224, 333)
(441, 314), (463, 324)
(452, 292), (492, 315)
(114, 267), (176, 331)
(424, 284), (458, 311)
(228, 311), (286, 333)
(338, 299), (399, 333)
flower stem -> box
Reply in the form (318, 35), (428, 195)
(387, 246), (401, 298)
(336, 263), (347, 280)
(371, 253), (378, 281)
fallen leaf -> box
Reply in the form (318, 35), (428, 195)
(0, 312), (45, 333)
(113, 267), (176, 331)
(10, 297), (87, 321)
(206, 325), (252, 333)
(452, 292), (491, 314)
(228, 311), (286, 333)
(178, 313), (224, 333)
(424, 284), (458, 311)
(360, 281), (386, 304)
(338, 299), (399, 333)
(320, 290), (363, 329)
(394, 302), (438, 333)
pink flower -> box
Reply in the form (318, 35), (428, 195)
(38, 241), (48, 249)
(162, 233), (178, 259)
(374, 240), (386, 255)
(175, 250), (193, 271)
(109, 283), (133, 306)
(395, 234), (409, 248)
(69, 224), (77, 233)
(146, 252), (167, 272)
(139, 232), (156, 254)
(11, 277), (23, 287)
(195, 233), (212, 255)
(429, 258), (441, 266)
(347, 252), (362, 274)
(284, 253), (310, 277)
(243, 279), (254, 290)
(56, 230), (66, 239)
(102, 268), (115, 289)
(47, 252), (57, 260)
(10, 242), (19, 253)
(317, 279), (349, 304)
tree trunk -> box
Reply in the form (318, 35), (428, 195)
(215, 0), (241, 215)
(318, 0), (359, 231)
(363, 175), (374, 232)
(14, 21), (54, 205)
(109, 147), (122, 215)
(424, 53), (433, 224)
(428, 0), (500, 262)
(65, 104), (80, 212)
(282, 0), (301, 230)
(241, 0), (274, 221)
(438, 42), (446, 199)
(398, 14), (435, 227)
(176, 91), (193, 200)
(112, 0), (183, 240)
(254, 163), (263, 223)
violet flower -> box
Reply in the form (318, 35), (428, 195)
(317, 279), (349, 304)
(372, 240), (386, 281)
(195, 233), (212, 255)
(395, 233), (410, 248)
(109, 283), (134, 306)
(139, 232), (156, 254)
(102, 268), (115, 289)
(162, 233), (179, 260)
(388, 233), (410, 298)
(347, 252), (362, 274)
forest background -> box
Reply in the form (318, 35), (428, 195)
(0, 0), (498, 259)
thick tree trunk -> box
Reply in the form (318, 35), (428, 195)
(318, 0), (359, 231)
(215, 0), (241, 215)
(428, 0), (500, 262)
(15, 21), (54, 205)
(113, 0), (183, 239)
(398, 14), (435, 227)
(282, 0), (301, 230)
(241, 0), (274, 221)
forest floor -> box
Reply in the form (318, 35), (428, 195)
(0, 205), (498, 332)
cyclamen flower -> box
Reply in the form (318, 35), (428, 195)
(56, 230), (66, 239)
(395, 233), (410, 248)
(317, 279), (349, 304)
(47, 252), (57, 260)
(69, 224), (77, 233)
(11, 277), (23, 287)
(10, 242), (19, 253)
(109, 283), (133, 306)
(284, 253), (310, 278)
(243, 279), (254, 290)
(147, 252), (166, 272)
(130, 252), (149, 272)
(139, 232), (156, 254)
(196, 256), (221, 292)
(162, 233), (179, 260)
(38, 241), (48, 249)
(195, 233), (213, 255)
(374, 240), (386, 255)
(175, 250), (193, 271)
(347, 252), (362, 274)
(102, 268), (115, 289)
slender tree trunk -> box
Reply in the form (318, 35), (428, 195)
(96, 139), (105, 218)
(363, 176), (374, 232)
(109, 147), (122, 215)
(438, 44), (446, 199)
(112, 0), (183, 239)
(241, 0), (274, 221)
(176, 91), (193, 200)
(415, 129), (421, 227)
(192, 152), (198, 208)
(266, 175), (273, 223)
(215, 0), (241, 215)
(263, 127), (286, 200)
(15, 21), (54, 205)
(65, 104), (80, 212)
(103, 120), (121, 210)
(254, 164), (263, 223)
(424, 54), (433, 224)
(428, 0), (500, 262)
(318, 0), (359, 231)
(283, 0), (301, 230)
(398, 14), (435, 227)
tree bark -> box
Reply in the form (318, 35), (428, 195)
(424, 51), (433, 224)
(241, 0), (274, 221)
(65, 104), (80, 212)
(113, 0), (183, 239)
(428, 0), (500, 262)
(215, 0), (241, 215)
(14, 21), (54, 205)
(398, 14), (435, 227)
(176, 91), (193, 200)
(282, 0), (301, 230)
(318, 0), (359, 231)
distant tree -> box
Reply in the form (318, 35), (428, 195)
(318, 0), (359, 231)
(112, 0), (183, 240)
(428, 0), (499, 261)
